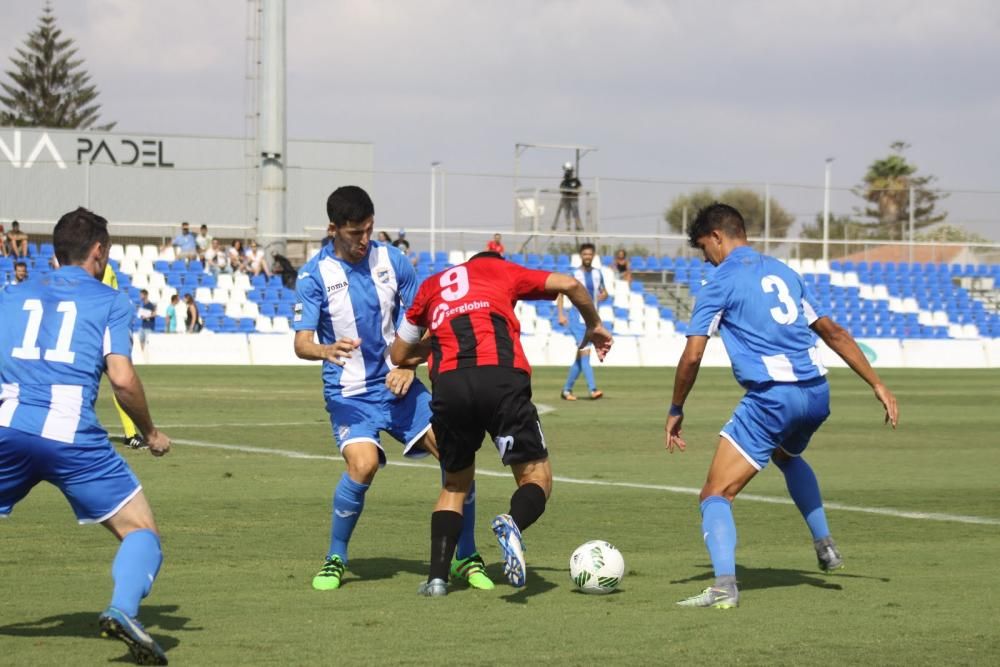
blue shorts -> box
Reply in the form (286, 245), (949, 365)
(325, 379), (433, 467)
(0, 427), (141, 524)
(720, 378), (831, 471)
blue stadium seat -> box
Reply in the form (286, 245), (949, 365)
(509, 253), (525, 266)
(418, 251), (433, 265)
(39, 243), (54, 256)
(631, 256), (647, 271)
(189, 260), (204, 272)
(239, 318), (256, 333)
(251, 273), (267, 288)
(169, 260), (186, 272)
(153, 260), (170, 273)
(221, 317), (240, 332)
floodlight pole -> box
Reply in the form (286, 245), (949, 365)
(822, 157), (834, 262)
(257, 0), (286, 256)
(430, 162), (440, 256)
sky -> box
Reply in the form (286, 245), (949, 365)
(1, 0), (999, 239)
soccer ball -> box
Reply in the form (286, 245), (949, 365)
(569, 540), (625, 594)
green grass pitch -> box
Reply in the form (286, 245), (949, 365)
(1, 366), (999, 665)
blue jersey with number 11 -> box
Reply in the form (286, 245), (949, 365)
(0, 266), (134, 447)
(687, 246), (829, 388)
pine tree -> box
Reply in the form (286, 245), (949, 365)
(0, 2), (115, 130)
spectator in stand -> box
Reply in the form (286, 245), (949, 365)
(271, 251), (297, 289)
(13, 261), (28, 284)
(613, 249), (632, 283)
(165, 294), (180, 333)
(0, 223), (7, 256)
(166, 221), (198, 260)
(195, 224), (213, 260)
(487, 233), (506, 257)
(393, 237), (418, 267)
(205, 237), (228, 275)
(7, 221), (28, 258)
(183, 293), (202, 333)
(136, 289), (156, 349)
(377, 231), (393, 244)
(228, 240), (248, 273)
(245, 240), (271, 277)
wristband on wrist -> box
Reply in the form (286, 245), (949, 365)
(669, 403), (684, 417)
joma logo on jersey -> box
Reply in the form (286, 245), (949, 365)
(326, 280), (348, 294)
(376, 268), (390, 284)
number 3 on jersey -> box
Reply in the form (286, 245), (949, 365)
(439, 266), (470, 302)
(761, 275), (798, 325)
(11, 299), (78, 363)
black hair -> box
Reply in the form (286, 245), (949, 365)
(469, 251), (503, 261)
(53, 207), (110, 266)
(688, 203), (747, 248)
(14, 261), (27, 269)
(579, 242), (596, 253)
(327, 186), (375, 226)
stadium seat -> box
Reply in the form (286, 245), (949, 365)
(141, 245), (159, 261)
(255, 316), (274, 333)
(271, 316), (291, 333)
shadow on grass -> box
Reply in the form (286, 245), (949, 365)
(0, 604), (198, 661)
(671, 564), (890, 592)
(346, 556), (429, 583)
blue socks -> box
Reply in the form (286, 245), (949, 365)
(580, 353), (596, 392)
(700, 496), (737, 578)
(456, 481), (479, 560)
(775, 455), (830, 540)
(563, 357), (582, 393)
(110, 529), (162, 618)
(329, 472), (369, 563)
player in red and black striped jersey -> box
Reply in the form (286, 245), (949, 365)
(391, 251), (613, 594)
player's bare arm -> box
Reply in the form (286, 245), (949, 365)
(545, 273), (613, 360)
(810, 317), (899, 428)
(556, 293), (568, 326)
(293, 329), (359, 367)
(664, 335), (709, 453)
(105, 354), (170, 457)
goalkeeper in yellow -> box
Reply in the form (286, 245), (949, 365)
(102, 265), (147, 449)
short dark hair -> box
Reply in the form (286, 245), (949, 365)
(53, 207), (110, 266)
(14, 261), (27, 270)
(140, 289), (149, 296)
(688, 203), (747, 248)
(579, 242), (596, 253)
(327, 186), (374, 226)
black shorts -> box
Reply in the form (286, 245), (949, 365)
(431, 366), (548, 473)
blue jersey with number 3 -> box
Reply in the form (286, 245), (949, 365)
(687, 246), (828, 388)
(0, 266), (134, 447)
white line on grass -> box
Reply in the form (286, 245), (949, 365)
(170, 438), (1000, 527)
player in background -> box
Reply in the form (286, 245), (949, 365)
(294, 186), (492, 592)
(102, 264), (147, 450)
(665, 204), (898, 609)
(0, 208), (172, 664)
(391, 251), (613, 596)
(557, 242), (608, 400)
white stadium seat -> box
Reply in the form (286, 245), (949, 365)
(233, 273), (252, 292)
(147, 273), (166, 290)
(255, 316), (273, 333)
(136, 259), (154, 275)
(224, 302), (244, 319)
(800, 258), (816, 274)
(141, 244), (159, 261)
(109, 244), (125, 262)
(786, 258), (802, 274)
(124, 244), (142, 262)
(130, 273), (149, 289)
(195, 287), (213, 303)
(813, 259), (831, 274)
(211, 288), (230, 304)
(242, 301), (260, 319)
(271, 316), (290, 333)
(118, 258), (138, 275)
(448, 250), (465, 266)
(215, 274), (234, 291)
(159, 246), (176, 262)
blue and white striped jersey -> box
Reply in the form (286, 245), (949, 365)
(0, 266), (134, 447)
(687, 246), (829, 388)
(564, 265), (605, 323)
(293, 240), (417, 399)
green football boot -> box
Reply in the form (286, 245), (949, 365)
(312, 555), (345, 591)
(450, 552), (495, 590)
